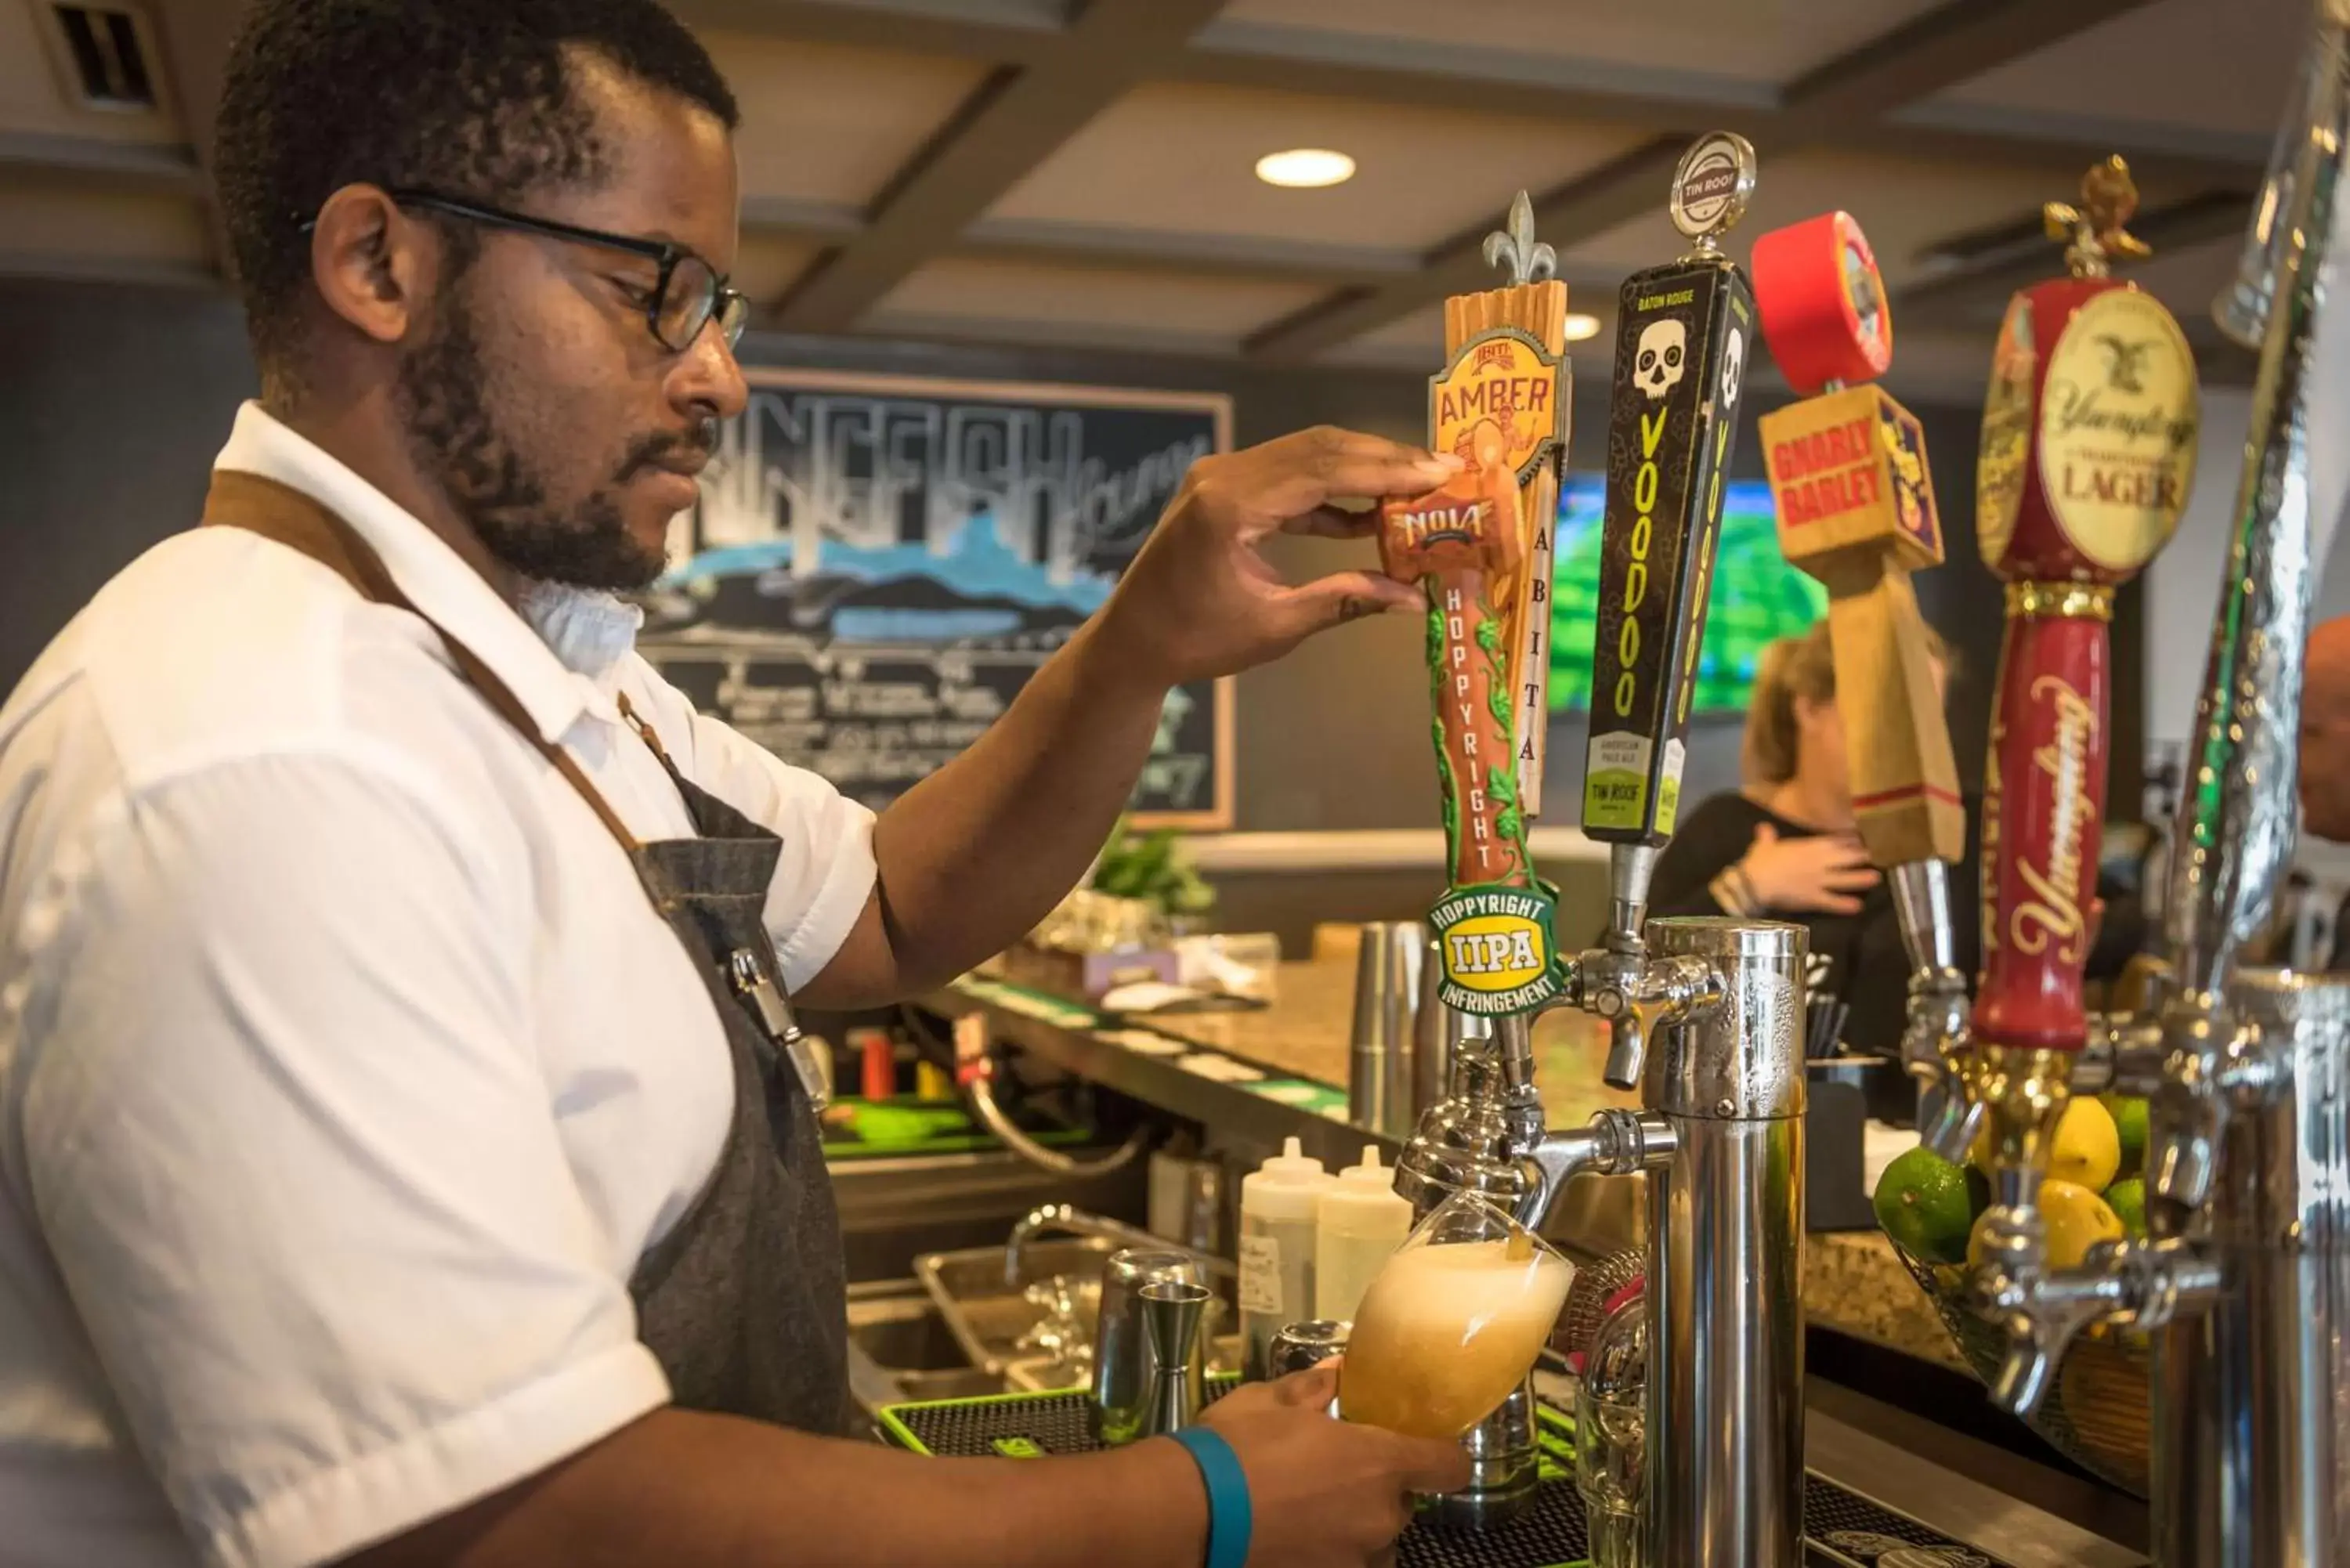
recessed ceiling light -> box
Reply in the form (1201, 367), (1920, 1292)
(1255, 148), (1355, 189)
(1564, 313), (1602, 342)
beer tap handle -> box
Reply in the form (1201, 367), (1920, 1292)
(1383, 457), (1530, 893)
(1754, 210), (1971, 1115)
(1967, 160), (2195, 1284)
(1578, 135), (1759, 1078)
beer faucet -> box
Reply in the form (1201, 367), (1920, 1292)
(1748, 209), (1976, 1156)
(1386, 139), (1811, 1568)
(1376, 179), (1578, 1529)
(1934, 16), (2350, 1562)
(1571, 133), (1762, 1097)
(1930, 158), (2204, 1414)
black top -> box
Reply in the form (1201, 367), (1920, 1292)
(1645, 790), (2146, 1057)
(1646, 793), (1974, 1056)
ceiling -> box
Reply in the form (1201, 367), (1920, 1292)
(0, 0), (2301, 398)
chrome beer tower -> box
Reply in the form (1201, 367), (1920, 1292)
(1921, 6), (2350, 1564)
(1383, 137), (1810, 1567)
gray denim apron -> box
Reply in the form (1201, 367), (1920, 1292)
(201, 471), (851, 1435)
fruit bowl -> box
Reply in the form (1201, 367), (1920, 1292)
(1885, 1239), (2152, 1498)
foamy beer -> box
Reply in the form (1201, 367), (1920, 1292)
(1338, 1192), (1574, 1440)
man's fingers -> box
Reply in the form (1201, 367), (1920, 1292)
(1752, 823), (1779, 847)
(1394, 1432), (1476, 1494)
(1275, 572), (1423, 640)
(1236, 427), (1462, 522)
(1269, 1364), (1340, 1407)
(1824, 868), (1882, 891)
(1285, 504), (1387, 540)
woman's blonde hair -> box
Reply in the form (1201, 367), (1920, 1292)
(1741, 616), (1954, 786)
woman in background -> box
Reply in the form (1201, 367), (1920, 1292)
(1646, 620), (1970, 1055)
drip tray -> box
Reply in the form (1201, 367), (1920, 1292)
(874, 1389), (2021, 1568)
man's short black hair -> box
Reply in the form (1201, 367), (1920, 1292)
(215, 0), (739, 378)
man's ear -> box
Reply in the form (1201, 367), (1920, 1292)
(307, 185), (434, 346)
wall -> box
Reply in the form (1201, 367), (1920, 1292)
(0, 277), (2090, 849)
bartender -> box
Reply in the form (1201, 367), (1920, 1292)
(0, 3), (1468, 1566)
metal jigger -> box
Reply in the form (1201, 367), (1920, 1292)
(1349, 920), (1425, 1136)
(1136, 1281), (1209, 1439)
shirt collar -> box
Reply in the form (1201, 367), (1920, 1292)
(212, 402), (634, 740)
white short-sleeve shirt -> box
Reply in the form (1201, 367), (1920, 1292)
(0, 404), (879, 1568)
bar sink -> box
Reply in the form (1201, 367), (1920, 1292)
(913, 1237), (1116, 1375)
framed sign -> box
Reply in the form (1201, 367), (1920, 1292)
(638, 367), (1235, 828)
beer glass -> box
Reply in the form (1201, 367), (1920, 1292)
(1337, 1190), (1574, 1440)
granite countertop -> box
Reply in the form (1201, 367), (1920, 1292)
(1133, 956), (1969, 1374)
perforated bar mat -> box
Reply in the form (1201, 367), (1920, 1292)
(876, 1390), (2021, 1568)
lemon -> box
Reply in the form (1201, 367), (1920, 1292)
(1966, 1178), (2124, 1270)
(2105, 1176), (2147, 1240)
(2102, 1093), (2149, 1180)
(1969, 1097), (2120, 1192)
(2041, 1179), (2125, 1267)
(1873, 1147), (1976, 1264)
(2049, 1097), (2120, 1191)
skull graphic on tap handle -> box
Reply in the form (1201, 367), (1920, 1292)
(1634, 318), (1687, 400)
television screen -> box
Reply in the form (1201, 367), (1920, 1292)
(1548, 471), (1827, 714)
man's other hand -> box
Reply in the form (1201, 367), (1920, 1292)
(1197, 1366), (1471, 1568)
(1092, 426), (1464, 690)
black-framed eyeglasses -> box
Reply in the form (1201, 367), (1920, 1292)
(320, 188), (750, 352)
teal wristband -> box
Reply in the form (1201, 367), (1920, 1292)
(1168, 1427), (1253, 1568)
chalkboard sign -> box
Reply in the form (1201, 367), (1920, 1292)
(637, 367), (1235, 827)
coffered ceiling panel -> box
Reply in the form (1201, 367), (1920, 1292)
(1923, 0), (2304, 143)
(0, 0), (183, 145)
(989, 81), (1652, 253)
(699, 32), (988, 210)
(868, 255), (1325, 351)
(1214, 0), (1944, 86)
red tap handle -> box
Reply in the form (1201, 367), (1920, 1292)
(1971, 270), (2196, 1052)
(1975, 587), (2112, 1053)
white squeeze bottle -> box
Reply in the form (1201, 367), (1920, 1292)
(1314, 1147), (1413, 1324)
(1238, 1136), (1329, 1378)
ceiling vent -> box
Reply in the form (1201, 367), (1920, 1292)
(44, 3), (158, 112)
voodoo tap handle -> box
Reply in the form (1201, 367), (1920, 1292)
(1579, 132), (1759, 1088)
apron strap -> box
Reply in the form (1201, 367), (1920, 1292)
(198, 470), (645, 858)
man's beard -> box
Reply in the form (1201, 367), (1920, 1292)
(393, 293), (694, 592)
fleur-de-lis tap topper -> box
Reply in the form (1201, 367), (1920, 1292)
(1482, 190), (1557, 287)
(2044, 155), (2153, 279)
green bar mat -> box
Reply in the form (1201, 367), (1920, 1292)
(876, 1389), (2017, 1568)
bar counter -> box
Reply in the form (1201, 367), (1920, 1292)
(925, 952), (1964, 1374)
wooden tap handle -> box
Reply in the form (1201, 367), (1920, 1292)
(1383, 466), (1530, 891)
(1975, 585), (2113, 1054)
(1828, 569), (1965, 868)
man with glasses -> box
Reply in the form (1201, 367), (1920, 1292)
(0, 3), (1468, 1566)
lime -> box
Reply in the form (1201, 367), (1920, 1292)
(2106, 1176), (2147, 1239)
(2049, 1097), (2120, 1192)
(2102, 1093), (2149, 1180)
(1874, 1146), (1976, 1264)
